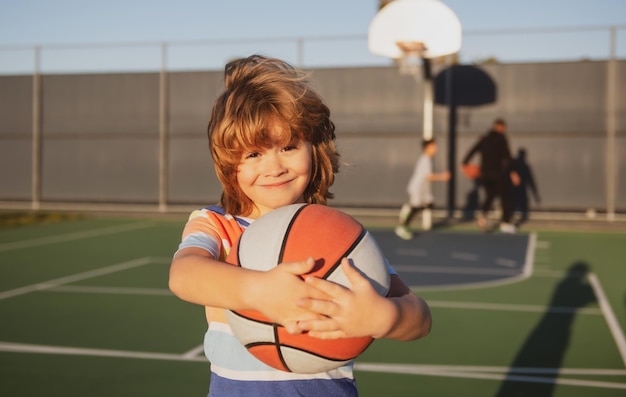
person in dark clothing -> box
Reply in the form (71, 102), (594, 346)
(462, 118), (520, 233)
(511, 148), (541, 226)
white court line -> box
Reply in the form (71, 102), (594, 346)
(396, 248), (428, 257)
(0, 222), (155, 252)
(354, 362), (626, 376)
(411, 370), (626, 390)
(1, 340), (623, 390)
(588, 273), (626, 367)
(395, 265), (520, 276)
(355, 363), (626, 390)
(523, 232), (537, 278)
(450, 252), (479, 261)
(182, 344), (206, 359)
(533, 269), (570, 278)
(0, 257), (153, 300)
(428, 300), (602, 315)
(45, 285), (172, 296)
(495, 257), (517, 268)
(363, 364), (625, 376)
(0, 341), (206, 363)
(38, 283), (602, 316)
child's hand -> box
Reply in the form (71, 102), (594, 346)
(252, 257), (330, 334)
(295, 258), (397, 339)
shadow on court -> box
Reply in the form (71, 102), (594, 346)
(494, 262), (596, 397)
(371, 231), (602, 396)
(370, 229), (533, 289)
(461, 179), (481, 222)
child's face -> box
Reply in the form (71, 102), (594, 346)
(425, 142), (437, 156)
(236, 123), (312, 218)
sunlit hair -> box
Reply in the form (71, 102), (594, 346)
(207, 54), (339, 216)
(422, 138), (436, 149)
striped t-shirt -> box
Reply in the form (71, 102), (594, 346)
(177, 206), (358, 397)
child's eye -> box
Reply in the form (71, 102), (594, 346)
(243, 151), (260, 159)
(283, 141), (300, 152)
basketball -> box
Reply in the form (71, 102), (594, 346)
(462, 163), (481, 179)
(225, 203), (390, 374)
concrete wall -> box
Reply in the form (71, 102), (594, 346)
(0, 60), (623, 212)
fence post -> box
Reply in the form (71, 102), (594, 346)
(606, 27), (617, 222)
(296, 38), (304, 67)
(31, 46), (42, 211)
(159, 42), (169, 213)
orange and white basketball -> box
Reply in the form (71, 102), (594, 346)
(225, 203), (390, 374)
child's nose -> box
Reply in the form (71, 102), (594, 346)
(263, 152), (287, 176)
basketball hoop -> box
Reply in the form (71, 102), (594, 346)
(368, 0), (462, 61)
(368, 0), (462, 231)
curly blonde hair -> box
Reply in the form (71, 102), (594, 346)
(207, 55), (340, 216)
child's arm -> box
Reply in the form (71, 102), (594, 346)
(169, 248), (328, 332)
(295, 258), (432, 341)
(428, 171), (451, 182)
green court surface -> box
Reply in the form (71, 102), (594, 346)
(0, 214), (625, 396)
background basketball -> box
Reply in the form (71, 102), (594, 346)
(225, 203), (391, 374)
(462, 163), (481, 179)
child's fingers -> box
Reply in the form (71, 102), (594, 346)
(340, 258), (370, 289)
(279, 256), (315, 276)
(340, 257), (357, 283)
(297, 296), (338, 317)
(303, 274), (348, 298)
(282, 320), (301, 334)
(274, 257), (331, 300)
(297, 316), (344, 338)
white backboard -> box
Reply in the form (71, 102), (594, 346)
(369, 0), (462, 59)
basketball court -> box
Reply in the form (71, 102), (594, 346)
(0, 216), (624, 396)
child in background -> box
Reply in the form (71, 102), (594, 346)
(396, 138), (450, 240)
(169, 54), (432, 397)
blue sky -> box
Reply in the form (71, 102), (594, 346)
(1, 0), (625, 73)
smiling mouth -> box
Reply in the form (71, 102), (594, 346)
(261, 179), (293, 188)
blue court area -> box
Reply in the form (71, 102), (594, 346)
(370, 230), (535, 289)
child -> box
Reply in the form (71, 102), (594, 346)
(169, 54), (432, 397)
(396, 138), (450, 240)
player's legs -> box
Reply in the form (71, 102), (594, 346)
(396, 204), (418, 240)
(481, 179), (497, 214)
(500, 185), (513, 223)
(478, 179), (497, 229)
(398, 203), (413, 224)
(396, 198), (431, 239)
(498, 180), (516, 233)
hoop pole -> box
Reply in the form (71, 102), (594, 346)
(421, 57), (434, 229)
(422, 79), (434, 140)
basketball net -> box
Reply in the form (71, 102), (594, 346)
(396, 41), (427, 76)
